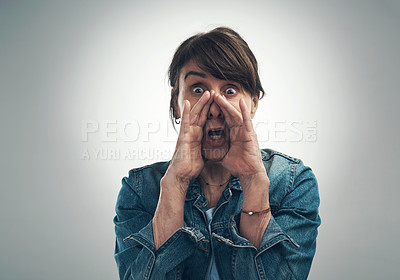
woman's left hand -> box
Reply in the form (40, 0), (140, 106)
(214, 94), (266, 180)
(215, 93), (271, 249)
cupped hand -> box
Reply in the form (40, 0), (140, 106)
(214, 94), (266, 179)
(166, 91), (214, 184)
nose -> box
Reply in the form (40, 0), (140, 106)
(208, 100), (223, 119)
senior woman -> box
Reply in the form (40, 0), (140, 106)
(114, 27), (321, 279)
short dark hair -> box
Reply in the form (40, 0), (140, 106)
(169, 27), (265, 124)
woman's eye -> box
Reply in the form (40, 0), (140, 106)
(192, 87), (205, 94)
(224, 87), (237, 95)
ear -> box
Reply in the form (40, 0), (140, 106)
(171, 88), (181, 119)
(250, 92), (260, 118)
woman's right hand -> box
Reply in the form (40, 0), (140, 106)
(154, 92), (213, 250)
(164, 91), (213, 191)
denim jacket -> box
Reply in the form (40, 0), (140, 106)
(114, 149), (321, 279)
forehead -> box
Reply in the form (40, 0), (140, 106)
(178, 60), (245, 92)
(180, 60), (206, 79)
(179, 60), (228, 86)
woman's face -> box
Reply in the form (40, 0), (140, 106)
(175, 60), (259, 161)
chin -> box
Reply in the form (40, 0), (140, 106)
(202, 147), (228, 162)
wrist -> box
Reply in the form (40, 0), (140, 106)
(239, 170), (269, 191)
(237, 160), (266, 179)
(240, 171), (270, 209)
(161, 171), (190, 197)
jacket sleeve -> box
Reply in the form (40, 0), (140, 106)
(113, 169), (204, 280)
(213, 161), (321, 280)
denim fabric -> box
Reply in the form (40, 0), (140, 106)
(114, 149), (321, 279)
(204, 208), (219, 279)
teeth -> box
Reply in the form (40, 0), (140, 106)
(210, 134), (222, 140)
(208, 129), (224, 141)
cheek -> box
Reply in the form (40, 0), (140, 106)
(181, 92), (202, 108)
(240, 95), (254, 112)
(225, 96), (243, 111)
(231, 101), (241, 112)
(178, 89), (196, 104)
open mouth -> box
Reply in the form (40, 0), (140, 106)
(208, 128), (225, 140)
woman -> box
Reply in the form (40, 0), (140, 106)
(114, 27), (321, 279)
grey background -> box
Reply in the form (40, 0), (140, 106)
(1, 0), (399, 279)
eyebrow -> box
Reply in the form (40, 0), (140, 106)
(184, 71), (206, 80)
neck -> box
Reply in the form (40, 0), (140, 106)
(198, 161), (231, 208)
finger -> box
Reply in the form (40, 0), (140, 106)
(239, 98), (254, 132)
(190, 91), (211, 123)
(215, 94), (242, 126)
(198, 91), (214, 126)
(217, 101), (231, 126)
(181, 100), (191, 128)
(214, 94), (235, 127)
